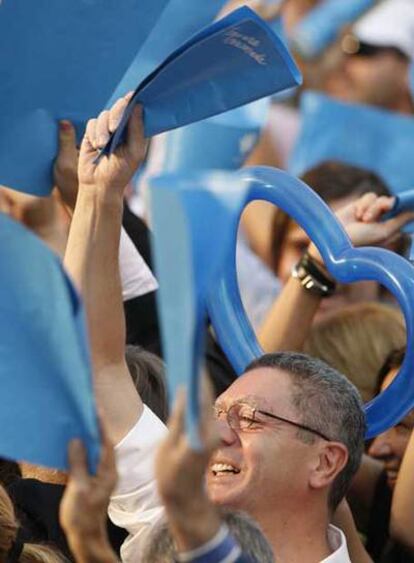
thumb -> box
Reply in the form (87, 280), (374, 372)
(58, 120), (77, 154)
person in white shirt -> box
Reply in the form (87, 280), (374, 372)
(65, 95), (378, 562)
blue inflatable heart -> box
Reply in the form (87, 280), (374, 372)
(205, 167), (414, 439)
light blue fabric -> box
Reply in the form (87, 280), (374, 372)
(104, 7), (302, 154)
(291, 0), (374, 58)
(149, 173), (250, 448)
(160, 99), (270, 173)
(290, 91), (414, 194)
(0, 214), (99, 470)
(0, 0), (171, 196)
(108, 0), (228, 105)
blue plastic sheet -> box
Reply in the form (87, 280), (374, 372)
(149, 173), (250, 447)
(291, 0), (374, 58)
(0, 214), (99, 470)
(0, 0), (172, 196)
(290, 92), (414, 194)
(150, 167), (414, 439)
(103, 6), (302, 155)
(108, 0), (228, 105)
(160, 99), (270, 173)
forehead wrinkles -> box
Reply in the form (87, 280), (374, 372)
(215, 393), (277, 413)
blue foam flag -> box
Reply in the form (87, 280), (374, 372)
(0, 0), (171, 196)
(149, 173), (249, 447)
(290, 92), (414, 194)
(104, 6), (302, 155)
(291, 0), (374, 58)
(160, 99), (270, 173)
(0, 214), (99, 470)
(108, 0), (228, 105)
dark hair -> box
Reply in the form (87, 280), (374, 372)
(271, 161), (391, 273)
(125, 345), (168, 422)
(245, 352), (366, 511)
(375, 346), (406, 395)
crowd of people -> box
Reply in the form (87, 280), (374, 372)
(3, 0), (414, 562)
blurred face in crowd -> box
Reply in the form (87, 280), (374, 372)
(276, 197), (380, 317)
(207, 368), (325, 515)
(339, 47), (410, 112)
(368, 367), (414, 489)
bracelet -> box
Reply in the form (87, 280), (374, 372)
(291, 252), (336, 298)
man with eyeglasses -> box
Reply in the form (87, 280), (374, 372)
(207, 352), (365, 562)
(338, 0), (414, 114)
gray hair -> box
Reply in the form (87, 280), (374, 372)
(142, 510), (275, 562)
(245, 352), (366, 511)
(125, 345), (168, 422)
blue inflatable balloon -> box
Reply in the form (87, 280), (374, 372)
(203, 167), (414, 439)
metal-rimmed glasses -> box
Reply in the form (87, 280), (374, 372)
(214, 402), (332, 442)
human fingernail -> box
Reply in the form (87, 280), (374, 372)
(59, 120), (72, 131)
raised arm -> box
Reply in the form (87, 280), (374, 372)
(390, 429), (414, 552)
(64, 97), (147, 444)
(333, 500), (373, 563)
(258, 193), (414, 352)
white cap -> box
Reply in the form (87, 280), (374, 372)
(353, 0), (414, 60)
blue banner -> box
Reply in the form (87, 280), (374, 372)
(290, 92), (414, 194)
(0, 0), (169, 195)
(104, 7), (301, 154)
(291, 0), (374, 58)
(160, 99), (270, 173)
(0, 214), (99, 470)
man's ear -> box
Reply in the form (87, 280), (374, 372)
(309, 442), (348, 491)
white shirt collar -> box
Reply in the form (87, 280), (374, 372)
(320, 525), (351, 563)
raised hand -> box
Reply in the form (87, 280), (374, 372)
(336, 192), (414, 248)
(78, 95), (147, 196)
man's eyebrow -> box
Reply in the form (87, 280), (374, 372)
(215, 396), (262, 410)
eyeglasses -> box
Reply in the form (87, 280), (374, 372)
(214, 402), (332, 442)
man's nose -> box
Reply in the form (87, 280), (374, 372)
(216, 417), (239, 445)
(368, 433), (394, 459)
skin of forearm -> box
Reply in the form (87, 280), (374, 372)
(164, 492), (222, 553)
(258, 275), (321, 352)
(333, 501), (373, 563)
(64, 187), (125, 369)
(390, 433), (414, 550)
(66, 532), (119, 563)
